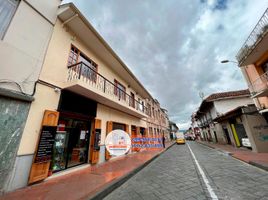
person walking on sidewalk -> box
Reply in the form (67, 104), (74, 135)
(162, 134), (166, 148)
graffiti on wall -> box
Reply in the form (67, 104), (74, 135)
(253, 125), (268, 141)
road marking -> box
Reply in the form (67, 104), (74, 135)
(187, 143), (219, 200)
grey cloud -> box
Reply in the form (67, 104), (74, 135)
(63, 0), (268, 129)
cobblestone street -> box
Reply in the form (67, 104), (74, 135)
(1, 1), (268, 200)
(104, 142), (268, 200)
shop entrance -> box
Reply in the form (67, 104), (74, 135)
(233, 123), (247, 147)
(52, 90), (97, 172)
(213, 131), (218, 143)
(113, 122), (126, 131)
(52, 116), (91, 172)
(223, 128), (231, 144)
(131, 125), (137, 136)
(131, 125), (138, 152)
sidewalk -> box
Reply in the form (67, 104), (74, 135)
(0, 141), (175, 200)
(197, 140), (268, 171)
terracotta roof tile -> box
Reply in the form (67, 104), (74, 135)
(205, 89), (249, 102)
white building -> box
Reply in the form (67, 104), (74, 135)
(194, 89), (253, 144)
(0, 0), (61, 194)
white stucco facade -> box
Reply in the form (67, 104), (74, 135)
(0, 0), (61, 94)
(213, 97), (254, 116)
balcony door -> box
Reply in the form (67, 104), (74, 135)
(68, 45), (98, 81)
(129, 92), (135, 108)
(114, 80), (126, 100)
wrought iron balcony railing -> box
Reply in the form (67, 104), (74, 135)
(236, 8), (268, 65)
(250, 71), (268, 95)
(67, 62), (147, 115)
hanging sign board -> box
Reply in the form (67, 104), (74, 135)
(35, 126), (57, 163)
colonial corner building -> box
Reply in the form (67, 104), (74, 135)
(235, 7), (268, 151)
(0, 1), (170, 194)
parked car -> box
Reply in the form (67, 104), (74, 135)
(242, 138), (251, 148)
(185, 135), (196, 141)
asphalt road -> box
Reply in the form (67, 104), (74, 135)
(104, 141), (268, 200)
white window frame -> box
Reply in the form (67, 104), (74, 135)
(0, 0), (19, 39)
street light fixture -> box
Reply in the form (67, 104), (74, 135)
(220, 59), (259, 106)
(220, 60), (238, 64)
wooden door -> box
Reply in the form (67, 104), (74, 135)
(136, 127), (140, 136)
(90, 119), (101, 164)
(125, 124), (129, 134)
(28, 110), (59, 184)
(131, 125), (137, 152)
(136, 127), (141, 152)
(124, 124), (130, 154)
(131, 125), (136, 136)
(144, 128), (149, 150)
(105, 121), (113, 160)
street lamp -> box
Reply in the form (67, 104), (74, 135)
(220, 59), (262, 108)
(220, 60), (238, 64)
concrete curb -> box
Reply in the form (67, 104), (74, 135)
(248, 161), (268, 171)
(88, 142), (176, 200)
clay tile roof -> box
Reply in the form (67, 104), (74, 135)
(205, 89), (250, 102)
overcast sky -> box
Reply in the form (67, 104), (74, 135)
(63, 0), (268, 129)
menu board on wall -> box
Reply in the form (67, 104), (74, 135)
(35, 126), (57, 163)
(94, 129), (101, 150)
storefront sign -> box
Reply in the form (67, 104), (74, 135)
(252, 124), (268, 141)
(35, 126), (57, 163)
(105, 130), (131, 156)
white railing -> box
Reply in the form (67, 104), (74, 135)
(236, 8), (268, 65)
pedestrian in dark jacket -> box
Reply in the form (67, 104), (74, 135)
(162, 135), (165, 148)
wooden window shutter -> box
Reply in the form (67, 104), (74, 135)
(105, 121), (113, 160)
(90, 119), (101, 164)
(145, 128), (148, 137)
(144, 128), (149, 150)
(28, 110), (59, 184)
(125, 124), (129, 134)
(135, 127), (141, 152)
(136, 127), (140, 135)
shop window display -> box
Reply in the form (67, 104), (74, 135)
(51, 117), (91, 172)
